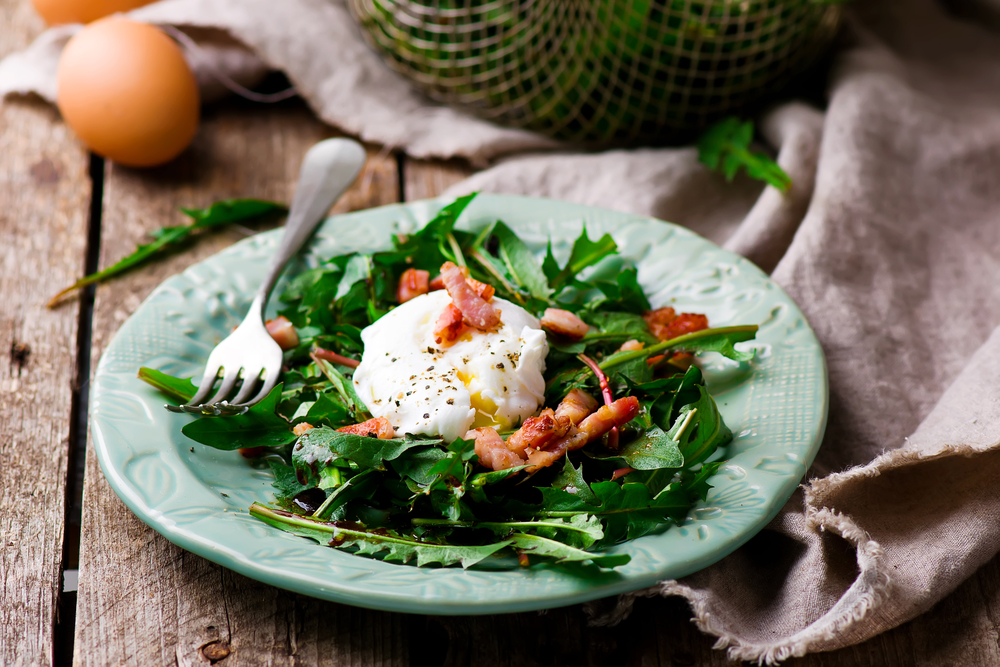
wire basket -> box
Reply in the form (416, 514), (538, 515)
(348, 0), (842, 145)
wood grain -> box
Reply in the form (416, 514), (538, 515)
(0, 0), (91, 664)
(72, 99), (406, 667)
(402, 159), (473, 201)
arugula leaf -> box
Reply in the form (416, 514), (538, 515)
(599, 325), (759, 374)
(293, 427), (438, 471)
(697, 117), (791, 192)
(542, 241), (561, 284)
(138, 367), (196, 402)
(424, 438), (477, 520)
(250, 503), (510, 568)
(49, 199), (285, 306)
(549, 227), (618, 292)
(295, 391), (351, 428)
(520, 480), (696, 544)
(489, 222), (553, 300)
(680, 461), (724, 503)
(550, 455), (597, 503)
(312, 468), (382, 520)
(581, 311), (656, 344)
(587, 269), (651, 314)
(417, 193), (477, 242)
(335, 254), (371, 301)
(667, 386), (732, 467)
(611, 426), (684, 470)
(375, 193), (479, 274)
(390, 446), (450, 486)
(311, 357), (370, 421)
(181, 385), (294, 451)
(268, 460), (310, 507)
(509, 533), (630, 568)
(467, 466), (529, 503)
(412, 514), (604, 549)
(426, 438), (477, 493)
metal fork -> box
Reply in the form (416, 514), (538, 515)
(166, 138), (367, 416)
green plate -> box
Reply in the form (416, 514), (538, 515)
(91, 194), (828, 615)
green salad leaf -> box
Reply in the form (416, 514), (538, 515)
(50, 199), (285, 306)
(250, 503), (511, 568)
(137, 367), (196, 403)
(697, 117), (792, 192)
(181, 384), (293, 450)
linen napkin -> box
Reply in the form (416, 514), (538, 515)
(6, 0), (1000, 662)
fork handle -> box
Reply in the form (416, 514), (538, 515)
(253, 138), (367, 311)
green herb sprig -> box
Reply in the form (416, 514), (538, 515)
(697, 117), (792, 192)
(49, 199), (285, 307)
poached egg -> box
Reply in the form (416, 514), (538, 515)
(352, 290), (548, 442)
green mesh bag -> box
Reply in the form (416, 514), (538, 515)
(348, 0), (843, 144)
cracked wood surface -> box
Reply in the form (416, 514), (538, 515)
(0, 0), (91, 664)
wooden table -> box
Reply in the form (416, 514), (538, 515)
(4, 3), (1000, 665)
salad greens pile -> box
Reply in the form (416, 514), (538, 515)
(141, 193), (757, 570)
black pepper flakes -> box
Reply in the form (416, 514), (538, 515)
(423, 413), (430, 419)
(446, 398), (455, 405)
(426, 366), (434, 371)
(496, 362), (504, 369)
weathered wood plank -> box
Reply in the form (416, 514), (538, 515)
(0, 1), (91, 664)
(72, 99), (405, 667)
(402, 159), (472, 201)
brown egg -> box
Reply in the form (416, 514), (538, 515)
(33, 0), (156, 25)
(57, 18), (200, 167)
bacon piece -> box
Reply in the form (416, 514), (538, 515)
(337, 417), (395, 439)
(619, 339), (644, 352)
(430, 272), (494, 300)
(664, 313), (709, 339)
(554, 388), (598, 425)
(397, 268), (430, 304)
(504, 389), (597, 460)
(643, 307), (709, 341)
(505, 409), (570, 456)
(469, 427), (525, 471)
(540, 308), (589, 340)
(293, 422), (314, 436)
(433, 303), (469, 345)
(467, 276), (495, 301)
(526, 396), (640, 470)
(312, 346), (360, 369)
(440, 261), (500, 330)
(265, 316), (299, 351)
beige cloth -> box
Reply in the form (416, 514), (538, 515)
(7, 0), (1000, 663)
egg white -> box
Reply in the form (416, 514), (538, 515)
(352, 291), (548, 442)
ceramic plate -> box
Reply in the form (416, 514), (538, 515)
(91, 194), (828, 615)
